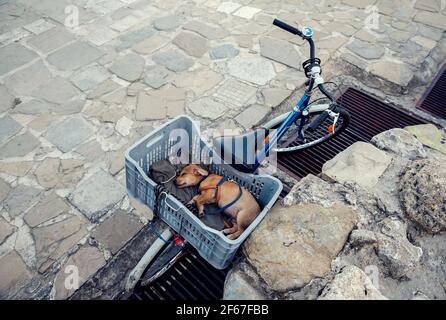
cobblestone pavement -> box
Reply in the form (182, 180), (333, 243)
(0, 0), (445, 299)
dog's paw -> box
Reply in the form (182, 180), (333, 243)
(199, 211), (205, 218)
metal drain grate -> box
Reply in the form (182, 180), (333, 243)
(277, 87), (428, 180)
(128, 87), (428, 301)
(417, 63), (446, 119)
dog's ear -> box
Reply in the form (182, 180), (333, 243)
(193, 167), (209, 177)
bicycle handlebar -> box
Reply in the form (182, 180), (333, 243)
(273, 19), (316, 63)
(273, 19), (303, 37)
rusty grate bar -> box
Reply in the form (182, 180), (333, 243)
(277, 87), (428, 180)
(417, 63), (446, 119)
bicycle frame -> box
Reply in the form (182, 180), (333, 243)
(253, 93), (312, 171)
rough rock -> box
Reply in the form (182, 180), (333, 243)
(260, 37), (301, 69)
(68, 170), (126, 221)
(0, 251), (32, 299)
(223, 263), (267, 300)
(376, 217), (423, 278)
(404, 124), (446, 155)
(109, 53), (145, 82)
(350, 229), (378, 247)
(244, 202), (357, 292)
(322, 142), (392, 189)
(371, 128), (427, 159)
(399, 158), (446, 234)
(92, 210), (143, 254)
(318, 266), (388, 300)
(0, 161), (33, 177)
(53, 246), (106, 300)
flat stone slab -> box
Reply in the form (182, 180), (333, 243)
(27, 27), (76, 54)
(322, 142), (392, 189)
(0, 115), (22, 145)
(209, 44), (239, 60)
(47, 41), (104, 71)
(70, 65), (109, 91)
(31, 77), (79, 104)
(405, 124), (446, 155)
(92, 210), (143, 254)
(24, 193), (69, 228)
(346, 39), (385, 60)
(109, 53), (145, 82)
(227, 56), (276, 85)
(135, 92), (166, 121)
(0, 251), (32, 299)
(153, 15), (181, 31)
(53, 246), (106, 299)
(188, 97), (228, 120)
(152, 49), (194, 72)
(173, 31), (209, 58)
(0, 43), (38, 76)
(0, 217), (14, 245)
(369, 60), (414, 87)
(115, 26), (156, 52)
(45, 115), (94, 152)
(144, 65), (170, 89)
(3, 184), (41, 218)
(69, 170), (126, 221)
(33, 215), (88, 272)
(235, 104), (271, 129)
(0, 86), (14, 113)
(0, 179), (11, 203)
(0, 132), (41, 160)
(183, 20), (229, 40)
(260, 37), (302, 69)
(4, 60), (52, 96)
(14, 98), (84, 116)
(213, 78), (258, 108)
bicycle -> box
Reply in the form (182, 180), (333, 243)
(214, 19), (351, 173)
(126, 19), (351, 291)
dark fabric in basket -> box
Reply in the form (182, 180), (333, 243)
(148, 160), (225, 231)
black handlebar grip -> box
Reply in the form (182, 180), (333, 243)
(308, 111), (330, 131)
(273, 19), (303, 37)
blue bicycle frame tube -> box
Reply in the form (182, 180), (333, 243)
(253, 94), (311, 171)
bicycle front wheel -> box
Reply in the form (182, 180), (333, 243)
(263, 107), (350, 153)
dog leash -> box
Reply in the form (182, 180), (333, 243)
(199, 177), (243, 214)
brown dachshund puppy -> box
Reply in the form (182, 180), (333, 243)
(176, 164), (261, 240)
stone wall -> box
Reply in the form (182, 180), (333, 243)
(224, 124), (446, 300)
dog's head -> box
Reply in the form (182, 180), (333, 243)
(175, 164), (209, 188)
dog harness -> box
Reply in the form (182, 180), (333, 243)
(199, 177), (243, 214)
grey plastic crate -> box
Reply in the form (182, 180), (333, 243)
(125, 115), (282, 269)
